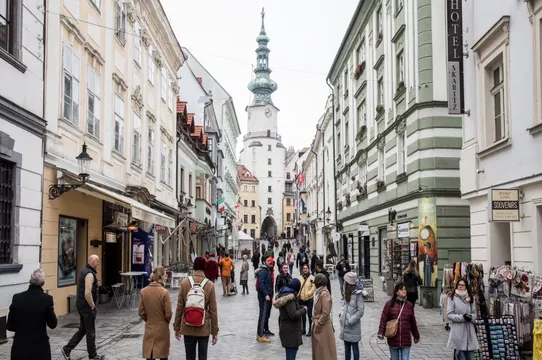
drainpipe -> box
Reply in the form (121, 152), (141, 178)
(326, 79), (336, 228)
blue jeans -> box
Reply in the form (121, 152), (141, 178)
(285, 347), (298, 360)
(455, 350), (474, 360)
(339, 276), (345, 296)
(344, 341), (360, 360)
(389, 346), (410, 360)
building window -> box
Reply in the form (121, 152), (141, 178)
(286, 213), (291, 222)
(114, 0), (126, 44)
(336, 125), (341, 154)
(359, 161), (367, 185)
(267, 130), (271, 137)
(377, 78), (384, 106)
(132, 113), (142, 165)
(397, 52), (405, 85)
(160, 139), (166, 182)
(344, 69), (349, 93)
(286, 198), (291, 206)
(268, 144), (272, 151)
(62, 44), (80, 124)
(285, 183), (292, 192)
(398, 131), (407, 174)
(196, 186), (201, 199)
(490, 62), (505, 142)
(252, 186), (256, 192)
(378, 147), (385, 180)
(358, 101), (366, 130)
(268, 158), (271, 165)
(0, 0), (14, 54)
(161, 67), (167, 101)
(250, 229), (256, 238)
(243, 185), (248, 192)
(344, 119), (349, 147)
(168, 148), (173, 185)
(396, 0), (404, 13)
(147, 128), (154, 174)
(167, 81), (173, 110)
(114, 95), (124, 153)
(377, 7), (383, 38)
(268, 171), (272, 177)
(268, 186), (272, 192)
(148, 47), (155, 85)
(86, 67), (100, 138)
(180, 167), (185, 193)
(251, 215), (256, 224)
(251, 200), (255, 207)
(268, 198), (272, 204)
(357, 39), (365, 65)
(90, 0), (100, 10)
(244, 199), (248, 207)
(243, 214), (248, 223)
(286, 172), (291, 180)
(133, 21), (141, 65)
(0, 159), (14, 265)
(189, 173), (193, 196)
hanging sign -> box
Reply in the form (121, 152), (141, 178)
(333, 232), (340, 242)
(446, 0), (465, 114)
(397, 222), (410, 238)
(488, 188), (520, 222)
(155, 224), (167, 233)
(357, 222), (369, 233)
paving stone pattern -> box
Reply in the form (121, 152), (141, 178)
(0, 260), (454, 360)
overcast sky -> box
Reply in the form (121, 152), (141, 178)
(161, 0), (359, 154)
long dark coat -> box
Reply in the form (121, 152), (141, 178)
(7, 285), (58, 360)
(273, 292), (306, 348)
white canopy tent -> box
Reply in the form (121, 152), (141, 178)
(237, 231), (254, 259)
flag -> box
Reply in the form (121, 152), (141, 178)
(218, 197), (225, 212)
(298, 171), (304, 186)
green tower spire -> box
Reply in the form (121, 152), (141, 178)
(247, 8), (278, 106)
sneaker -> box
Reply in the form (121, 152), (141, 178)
(264, 330), (275, 336)
(61, 347), (71, 360)
(306, 330), (312, 337)
(89, 355), (105, 360)
(257, 335), (271, 343)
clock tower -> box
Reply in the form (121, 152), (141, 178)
(241, 8), (286, 240)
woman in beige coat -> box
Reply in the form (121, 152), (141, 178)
(311, 273), (337, 360)
(138, 267), (172, 360)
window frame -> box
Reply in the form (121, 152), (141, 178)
(378, 147), (385, 180)
(147, 128), (155, 175)
(161, 67), (167, 101)
(397, 51), (405, 85)
(0, 158), (15, 265)
(114, 0), (126, 45)
(132, 112), (142, 165)
(160, 139), (166, 182)
(86, 66), (100, 139)
(133, 21), (142, 65)
(168, 147), (173, 185)
(398, 131), (407, 174)
(113, 94), (124, 153)
(148, 47), (155, 85)
(62, 44), (80, 125)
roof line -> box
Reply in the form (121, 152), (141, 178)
(326, 0), (366, 81)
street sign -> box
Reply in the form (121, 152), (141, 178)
(488, 188), (520, 222)
(333, 232), (340, 242)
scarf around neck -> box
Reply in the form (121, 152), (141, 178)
(396, 295), (406, 303)
(455, 289), (471, 303)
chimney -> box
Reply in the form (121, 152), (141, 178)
(196, 77), (202, 84)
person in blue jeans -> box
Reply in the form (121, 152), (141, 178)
(339, 272), (365, 360)
(256, 256), (275, 343)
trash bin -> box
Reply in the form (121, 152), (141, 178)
(99, 286), (110, 304)
(422, 290), (433, 309)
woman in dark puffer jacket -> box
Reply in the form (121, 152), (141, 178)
(273, 278), (307, 360)
(378, 282), (420, 360)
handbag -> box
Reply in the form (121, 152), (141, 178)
(384, 302), (405, 338)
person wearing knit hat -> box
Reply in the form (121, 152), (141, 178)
(193, 256), (207, 271)
(339, 271), (365, 360)
(312, 273), (337, 360)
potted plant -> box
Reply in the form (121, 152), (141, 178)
(353, 61), (366, 80)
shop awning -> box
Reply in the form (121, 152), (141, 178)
(77, 183), (176, 228)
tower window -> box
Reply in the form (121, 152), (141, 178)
(268, 171), (272, 177)
(268, 198), (272, 204)
(268, 186), (272, 192)
(268, 145), (272, 151)
(268, 158), (271, 165)
(267, 130), (271, 137)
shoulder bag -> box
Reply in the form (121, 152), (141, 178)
(384, 302), (405, 338)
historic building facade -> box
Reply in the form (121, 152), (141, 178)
(237, 164), (261, 241)
(329, 0), (470, 303)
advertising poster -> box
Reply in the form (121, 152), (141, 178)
(58, 216), (77, 287)
(132, 242), (144, 264)
(417, 197), (438, 287)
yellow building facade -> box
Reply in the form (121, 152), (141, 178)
(282, 195), (295, 239)
(237, 165), (261, 240)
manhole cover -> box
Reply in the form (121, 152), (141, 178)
(62, 323), (80, 328)
(119, 334), (142, 339)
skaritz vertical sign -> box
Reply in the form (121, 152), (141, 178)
(446, 0), (464, 114)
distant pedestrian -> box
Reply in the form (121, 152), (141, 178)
(7, 269), (57, 360)
(339, 272), (365, 360)
(204, 253), (219, 283)
(378, 282), (420, 360)
(251, 250), (260, 274)
(336, 255), (351, 299)
(255, 256), (274, 343)
(174, 256), (218, 360)
(402, 260), (422, 307)
(287, 249), (294, 275)
(138, 266), (172, 360)
(219, 253), (235, 296)
(297, 264), (315, 336)
(311, 273), (337, 360)
(275, 264), (292, 293)
(277, 251), (286, 271)
(273, 278), (307, 360)
(61, 255), (104, 360)
(314, 261), (331, 295)
(446, 277), (478, 360)
(240, 255), (250, 295)
(263, 245), (274, 263)
(310, 251), (318, 275)
(296, 246), (309, 270)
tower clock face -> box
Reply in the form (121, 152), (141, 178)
(265, 108), (272, 118)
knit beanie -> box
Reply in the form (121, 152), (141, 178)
(288, 278), (301, 293)
(193, 256), (207, 271)
(344, 271), (357, 285)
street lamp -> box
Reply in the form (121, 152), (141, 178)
(326, 206), (332, 223)
(49, 143), (93, 200)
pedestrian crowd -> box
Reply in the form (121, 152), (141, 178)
(6, 243), (478, 360)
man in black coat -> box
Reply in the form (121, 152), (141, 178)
(7, 269), (57, 360)
(314, 261), (332, 295)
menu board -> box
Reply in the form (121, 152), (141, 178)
(474, 316), (521, 360)
(358, 278), (374, 302)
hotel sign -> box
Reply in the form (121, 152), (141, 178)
(488, 189), (520, 222)
(446, 0), (464, 114)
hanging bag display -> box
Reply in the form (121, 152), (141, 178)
(384, 302), (405, 338)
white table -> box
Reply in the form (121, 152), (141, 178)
(170, 272), (189, 289)
(120, 271), (147, 310)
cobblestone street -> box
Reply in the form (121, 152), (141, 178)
(0, 262), (453, 360)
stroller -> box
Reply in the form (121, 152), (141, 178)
(229, 269), (238, 295)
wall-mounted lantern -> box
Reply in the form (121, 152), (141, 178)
(49, 143), (93, 200)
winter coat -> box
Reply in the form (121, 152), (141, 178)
(311, 287), (337, 360)
(7, 285), (57, 360)
(273, 291), (306, 348)
(297, 274), (316, 302)
(173, 271), (218, 337)
(296, 251), (309, 268)
(251, 253), (260, 269)
(138, 282), (172, 359)
(256, 266), (274, 299)
(336, 261), (351, 277)
(275, 273), (292, 293)
(446, 295), (479, 351)
(240, 261), (249, 281)
(403, 270), (422, 293)
(339, 287), (365, 343)
(378, 299), (420, 348)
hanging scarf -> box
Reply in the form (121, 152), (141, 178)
(455, 289), (471, 303)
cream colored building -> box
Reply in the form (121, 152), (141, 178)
(237, 164), (261, 241)
(43, 0), (183, 315)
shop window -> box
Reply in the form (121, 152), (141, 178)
(58, 216), (88, 287)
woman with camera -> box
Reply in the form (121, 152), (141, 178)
(446, 277), (478, 360)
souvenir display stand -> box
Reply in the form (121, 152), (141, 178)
(358, 278), (374, 302)
(442, 262), (487, 317)
(473, 315), (521, 360)
(390, 238), (410, 280)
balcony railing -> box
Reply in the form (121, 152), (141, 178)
(243, 131), (282, 142)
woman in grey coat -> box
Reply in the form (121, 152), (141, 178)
(446, 277), (478, 360)
(240, 255), (249, 295)
(339, 272), (365, 360)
